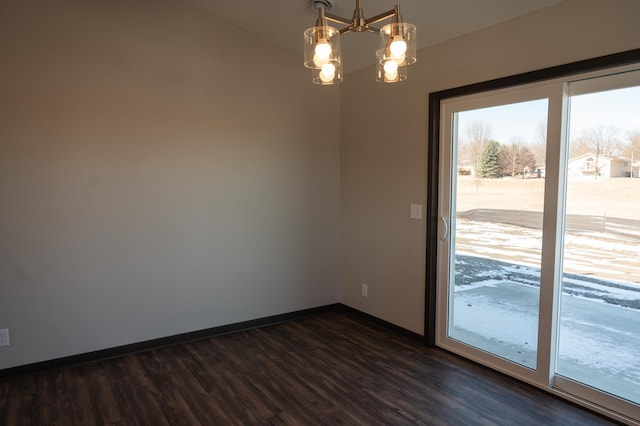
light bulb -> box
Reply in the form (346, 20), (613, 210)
(389, 37), (407, 57)
(314, 40), (332, 61)
(384, 70), (399, 82)
(319, 63), (336, 83)
(383, 60), (398, 75)
(313, 54), (329, 68)
(390, 52), (405, 65)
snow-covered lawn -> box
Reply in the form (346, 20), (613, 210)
(455, 219), (640, 285)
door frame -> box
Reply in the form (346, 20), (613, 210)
(424, 48), (640, 423)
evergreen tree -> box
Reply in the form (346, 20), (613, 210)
(478, 140), (501, 178)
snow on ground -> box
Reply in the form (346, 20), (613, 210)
(455, 253), (640, 309)
(452, 254), (640, 404)
(450, 219), (640, 404)
(455, 219), (640, 284)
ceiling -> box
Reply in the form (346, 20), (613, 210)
(181, 0), (564, 73)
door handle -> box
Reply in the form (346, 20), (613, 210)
(440, 216), (449, 241)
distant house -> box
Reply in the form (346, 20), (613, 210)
(567, 153), (632, 178)
(633, 161), (640, 178)
(529, 166), (545, 178)
(457, 160), (474, 176)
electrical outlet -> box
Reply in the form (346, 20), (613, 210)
(0, 329), (9, 347)
(361, 283), (368, 298)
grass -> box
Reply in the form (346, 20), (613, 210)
(455, 176), (639, 220)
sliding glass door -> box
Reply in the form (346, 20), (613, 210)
(436, 67), (640, 422)
(555, 73), (640, 411)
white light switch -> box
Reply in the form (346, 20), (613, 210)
(410, 204), (423, 220)
(0, 329), (9, 347)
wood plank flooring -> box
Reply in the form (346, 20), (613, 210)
(0, 310), (619, 425)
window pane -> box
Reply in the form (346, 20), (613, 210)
(449, 99), (548, 369)
(557, 84), (640, 405)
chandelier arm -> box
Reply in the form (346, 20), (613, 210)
(364, 9), (396, 26)
(325, 13), (352, 27)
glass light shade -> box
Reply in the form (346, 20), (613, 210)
(379, 22), (416, 66)
(304, 25), (342, 69)
(311, 59), (343, 85)
(376, 49), (407, 83)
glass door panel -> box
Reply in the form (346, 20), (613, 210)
(556, 82), (640, 405)
(448, 99), (549, 369)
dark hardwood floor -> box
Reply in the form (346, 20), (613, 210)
(0, 310), (618, 425)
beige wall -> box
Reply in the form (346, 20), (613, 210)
(2, 0), (639, 371)
(0, 0), (340, 369)
(340, 0), (640, 334)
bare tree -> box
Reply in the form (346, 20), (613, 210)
(570, 133), (588, 158)
(499, 141), (537, 178)
(459, 120), (493, 175)
(529, 120), (547, 167)
(622, 130), (640, 161)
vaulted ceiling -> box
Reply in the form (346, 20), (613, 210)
(181, 0), (564, 72)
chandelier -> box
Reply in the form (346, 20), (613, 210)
(304, 0), (417, 85)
